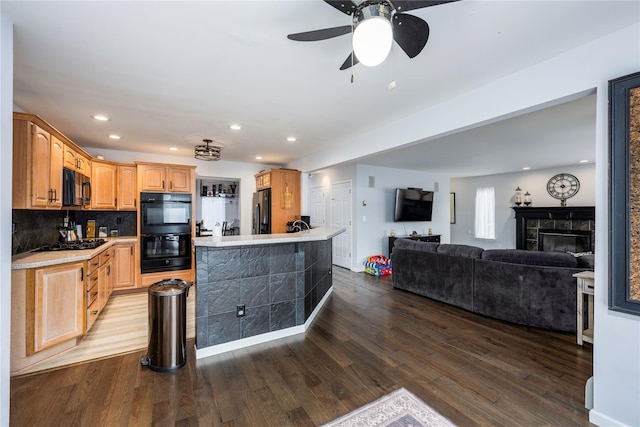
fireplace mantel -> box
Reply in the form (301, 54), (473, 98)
(512, 206), (595, 250)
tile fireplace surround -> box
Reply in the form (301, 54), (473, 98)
(512, 206), (595, 252)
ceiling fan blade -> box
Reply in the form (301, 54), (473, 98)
(287, 25), (352, 41)
(393, 13), (430, 58)
(339, 52), (359, 70)
(392, 0), (460, 13)
(324, 0), (357, 15)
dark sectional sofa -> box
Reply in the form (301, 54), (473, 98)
(391, 239), (594, 332)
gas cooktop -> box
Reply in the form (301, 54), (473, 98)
(35, 239), (107, 252)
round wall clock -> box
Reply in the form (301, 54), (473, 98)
(547, 173), (580, 206)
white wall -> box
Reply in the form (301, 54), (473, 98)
(82, 148), (275, 236)
(308, 164), (449, 271)
(451, 163), (596, 249)
(0, 10), (12, 427)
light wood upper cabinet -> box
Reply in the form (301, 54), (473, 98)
(168, 167), (192, 192)
(27, 262), (85, 355)
(13, 120), (64, 209)
(63, 144), (90, 175)
(13, 113), (90, 210)
(137, 163), (195, 193)
(113, 243), (136, 290)
(117, 166), (137, 210)
(91, 161), (117, 210)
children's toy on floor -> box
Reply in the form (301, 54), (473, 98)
(364, 255), (392, 276)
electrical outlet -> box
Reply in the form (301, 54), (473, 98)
(236, 304), (246, 317)
(116, 217), (122, 224)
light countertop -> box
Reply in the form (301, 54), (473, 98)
(11, 236), (137, 270)
(193, 227), (345, 248)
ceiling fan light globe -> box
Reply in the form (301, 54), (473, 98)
(353, 17), (393, 67)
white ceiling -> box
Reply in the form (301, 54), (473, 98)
(3, 1), (638, 177)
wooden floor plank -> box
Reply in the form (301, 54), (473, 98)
(10, 267), (594, 426)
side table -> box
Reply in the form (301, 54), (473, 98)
(573, 271), (594, 345)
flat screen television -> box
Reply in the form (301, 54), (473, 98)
(394, 188), (434, 222)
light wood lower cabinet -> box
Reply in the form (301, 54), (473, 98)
(26, 262), (85, 355)
(113, 242), (137, 290)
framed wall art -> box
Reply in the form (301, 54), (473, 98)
(609, 70), (640, 315)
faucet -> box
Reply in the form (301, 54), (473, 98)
(291, 219), (311, 232)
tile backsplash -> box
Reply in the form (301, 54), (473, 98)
(12, 210), (137, 255)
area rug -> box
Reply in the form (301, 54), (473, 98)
(322, 388), (457, 427)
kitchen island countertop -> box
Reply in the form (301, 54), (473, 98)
(11, 236), (137, 270)
(192, 226), (345, 248)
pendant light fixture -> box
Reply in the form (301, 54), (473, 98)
(194, 139), (221, 161)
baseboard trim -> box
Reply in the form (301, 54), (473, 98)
(589, 409), (629, 427)
(195, 287), (333, 359)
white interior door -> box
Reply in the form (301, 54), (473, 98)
(331, 181), (352, 269)
(309, 186), (325, 226)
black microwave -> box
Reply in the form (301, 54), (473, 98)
(63, 168), (91, 206)
(140, 192), (192, 234)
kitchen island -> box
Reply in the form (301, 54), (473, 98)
(192, 226), (344, 359)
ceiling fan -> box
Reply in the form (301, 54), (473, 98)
(287, 0), (460, 70)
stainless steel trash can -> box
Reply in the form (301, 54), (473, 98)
(140, 279), (192, 372)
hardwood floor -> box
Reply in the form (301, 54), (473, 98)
(10, 267), (594, 426)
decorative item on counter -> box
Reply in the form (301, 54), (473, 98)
(98, 226), (108, 238)
(389, 229), (395, 237)
(514, 187), (522, 206)
(110, 229), (119, 237)
(213, 222), (222, 237)
(410, 230), (420, 238)
(86, 220), (96, 238)
(524, 191), (532, 206)
(428, 228), (432, 236)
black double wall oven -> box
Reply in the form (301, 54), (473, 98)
(140, 192), (192, 274)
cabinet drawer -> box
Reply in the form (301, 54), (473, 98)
(86, 271), (99, 292)
(99, 247), (114, 265)
(88, 256), (100, 275)
(86, 287), (98, 308)
(86, 301), (100, 332)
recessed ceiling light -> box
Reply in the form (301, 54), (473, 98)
(579, 159), (589, 163)
(169, 147), (178, 151)
(286, 136), (297, 143)
(522, 166), (531, 170)
(93, 115), (109, 121)
(108, 134), (121, 140)
(230, 124), (242, 130)
(255, 156), (263, 160)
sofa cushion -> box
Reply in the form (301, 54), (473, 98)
(392, 239), (439, 253)
(577, 254), (595, 269)
(437, 244), (484, 259)
(481, 249), (578, 268)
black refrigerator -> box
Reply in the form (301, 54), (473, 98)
(252, 188), (271, 234)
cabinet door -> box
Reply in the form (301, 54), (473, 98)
(30, 125), (52, 208)
(117, 166), (137, 210)
(138, 165), (166, 191)
(168, 167), (191, 192)
(49, 135), (64, 208)
(28, 262), (84, 355)
(91, 161), (117, 210)
(113, 243), (136, 290)
(63, 144), (79, 171)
